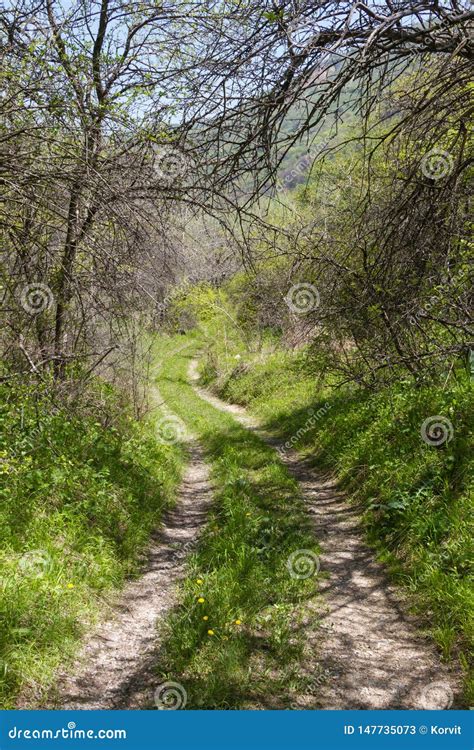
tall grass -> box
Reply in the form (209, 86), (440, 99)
(154, 335), (320, 709)
(0, 376), (184, 707)
(201, 341), (474, 703)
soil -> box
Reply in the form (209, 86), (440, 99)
(188, 359), (461, 710)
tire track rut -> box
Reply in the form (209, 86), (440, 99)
(188, 359), (461, 710)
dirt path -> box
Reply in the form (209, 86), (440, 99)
(44, 393), (212, 710)
(188, 360), (462, 710)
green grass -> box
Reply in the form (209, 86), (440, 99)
(199, 341), (474, 703)
(154, 334), (321, 709)
(0, 375), (184, 708)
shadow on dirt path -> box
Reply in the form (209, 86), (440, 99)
(39, 388), (213, 710)
(188, 359), (462, 710)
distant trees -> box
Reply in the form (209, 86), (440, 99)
(178, 1), (474, 195)
(0, 0), (226, 386)
(1, 0), (472, 389)
(224, 63), (473, 386)
(297, 83), (473, 387)
(195, 0), (474, 385)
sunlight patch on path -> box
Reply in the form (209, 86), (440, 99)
(40, 387), (212, 710)
(188, 359), (461, 710)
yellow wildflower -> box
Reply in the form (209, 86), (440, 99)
(198, 597), (205, 603)
(207, 629), (215, 636)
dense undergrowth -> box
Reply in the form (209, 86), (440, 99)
(155, 335), (321, 709)
(169, 284), (474, 703)
(0, 375), (184, 708)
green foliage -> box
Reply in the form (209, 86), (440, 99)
(166, 283), (232, 334)
(0, 376), (183, 707)
(198, 327), (474, 703)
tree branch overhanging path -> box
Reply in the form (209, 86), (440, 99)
(2, 0), (472, 386)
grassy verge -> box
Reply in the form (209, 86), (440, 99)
(200, 341), (474, 702)
(154, 334), (321, 709)
(0, 375), (184, 708)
